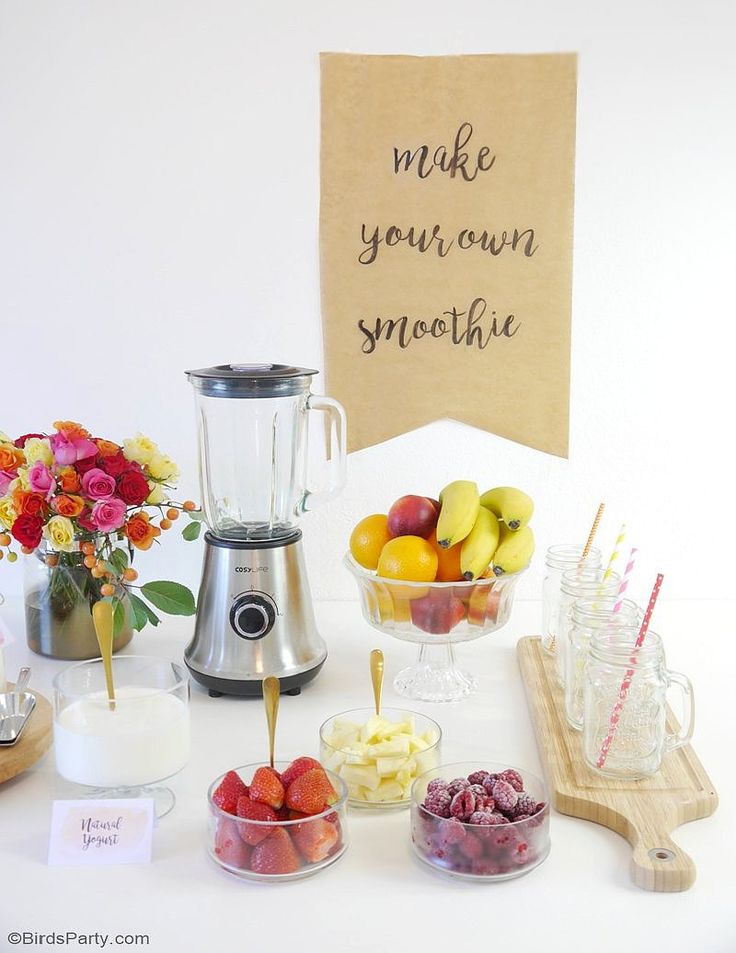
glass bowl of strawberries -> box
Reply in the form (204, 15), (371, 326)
(410, 761), (550, 881)
(208, 757), (349, 882)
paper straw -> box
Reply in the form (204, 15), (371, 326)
(602, 523), (626, 585)
(579, 503), (605, 565)
(595, 573), (664, 769)
(612, 546), (637, 613)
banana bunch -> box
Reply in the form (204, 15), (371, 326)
(437, 481), (536, 580)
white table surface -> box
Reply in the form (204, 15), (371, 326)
(0, 597), (733, 953)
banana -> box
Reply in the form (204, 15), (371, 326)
(479, 486), (534, 531)
(436, 480), (480, 549)
(492, 524), (535, 576)
(460, 506), (501, 580)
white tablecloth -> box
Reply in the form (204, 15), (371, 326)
(0, 598), (732, 953)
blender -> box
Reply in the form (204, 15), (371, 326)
(184, 364), (346, 697)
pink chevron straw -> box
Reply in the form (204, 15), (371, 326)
(612, 546), (637, 613)
(595, 573), (664, 769)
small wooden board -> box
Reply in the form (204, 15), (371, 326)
(0, 683), (53, 785)
(518, 636), (718, 891)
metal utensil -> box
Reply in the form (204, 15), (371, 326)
(0, 668), (36, 745)
(263, 675), (280, 768)
(92, 600), (116, 711)
(370, 649), (384, 716)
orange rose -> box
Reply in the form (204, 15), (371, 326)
(57, 466), (82, 493)
(124, 511), (161, 551)
(96, 439), (120, 458)
(12, 490), (48, 519)
(0, 443), (24, 471)
(52, 493), (85, 518)
(53, 420), (91, 440)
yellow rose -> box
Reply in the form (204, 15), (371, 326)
(123, 433), (159, 466)
(0, 496), (17, 530)
(23, 437), (54, 467)
(146, 481), (166, 505)
(9, 469), (31, 492)
(44, 515), (76, 552)
(147, 453), (179, 483)
(0, 431), (11, 443)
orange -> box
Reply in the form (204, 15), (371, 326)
(428, 530), (464, 582)
(376, 535), (438, 583)
(350, 514), (392, 570)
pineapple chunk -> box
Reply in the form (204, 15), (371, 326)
(339, 763), (381, 791)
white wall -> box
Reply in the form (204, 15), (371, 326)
(2, 0), (734, 612)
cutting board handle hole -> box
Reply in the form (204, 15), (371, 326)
(649, 848), (676, 862)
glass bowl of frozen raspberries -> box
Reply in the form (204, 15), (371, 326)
(410, 762), (550, 881)
(208, 758), (349, 882)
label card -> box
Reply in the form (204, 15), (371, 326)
(48, 799), (154, 866)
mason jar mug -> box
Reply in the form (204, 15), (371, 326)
(556, 568), (621, 688)
(541, 544), (602, 656)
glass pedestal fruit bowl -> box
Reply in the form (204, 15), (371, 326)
(345, 554), (524, 702)
(410, 761), (550, 881)
(207, 762), (349, 882)
(319, 708), (442, 809)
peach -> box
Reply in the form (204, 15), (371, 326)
(387, 495), (439, 539)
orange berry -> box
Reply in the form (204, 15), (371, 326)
(166, 508), (179, 521)
(81, 542), (96, 556)
(0, 533), (10, 547)
(7, 551), (18, 563)
(84, 555), (97, 569)
(46, 554), (59, 567)
(0, 551), (3, 561)
(91, 566), (105, 579)
(100, 583), (115, 597)
(21, 545), (34, 555)
(160, 519), (172, 530)
(123, 567), (138, 582)
(182, 500), (197, 512)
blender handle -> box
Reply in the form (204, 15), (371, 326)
(300, 394), (347, 513)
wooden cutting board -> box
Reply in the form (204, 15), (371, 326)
(517, 636), (718, 891)
(0, 683), (53, 784)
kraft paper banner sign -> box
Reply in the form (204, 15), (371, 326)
(320, 52), (577, 457)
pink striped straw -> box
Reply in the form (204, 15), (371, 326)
(612, 547), (637, 614)
(595, 573), (664, 769)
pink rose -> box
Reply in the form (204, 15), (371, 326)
(0, 470), (16, 495)
(27, 461), (56, 500)
(81, 467), (117, 501)
(50, 431), (99, 465)
(91, 497), (127, 533)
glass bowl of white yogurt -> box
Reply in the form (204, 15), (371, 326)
(53, 656), (190, 816)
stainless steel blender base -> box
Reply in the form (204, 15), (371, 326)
(185, 531), (327, 697)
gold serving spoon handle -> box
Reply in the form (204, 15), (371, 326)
(370, 648), (384, 717)
(92, 599), (116, 712)
(263, 675), (280, 768)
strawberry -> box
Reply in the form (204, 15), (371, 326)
(236, 794), (278, 845)
(292, 818), (340, 863)
(214, 817), (251, 868)
(212, 770), (248, 815)
(281, 756), (322, 788)
(249, 766), (285, 809)
(285, 767), (338, 816)
(249, 827), (301, 875)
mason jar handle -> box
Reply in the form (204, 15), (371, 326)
(665, 670), (695, 752)
(301, 394), (347, 513)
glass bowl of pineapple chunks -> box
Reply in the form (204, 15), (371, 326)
(319, 708), (442, 809)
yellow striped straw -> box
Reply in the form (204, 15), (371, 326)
(602, 523), (626, 583)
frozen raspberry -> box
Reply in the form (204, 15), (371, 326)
(467, 770), (490, 786)
(489, 779), (518, 814)
(458, 834), (483, 859)
(472, 859), (502, 876)
(474, 795), (495, 812)
(513, 814), (532, 822)
(468, 811), (497, 825)
(450, 790), (476, 820)
(423, 789), (452, 818)
(508, 792), (537, 818)
(490, 826), (516, 849)
(426, 778), (448, 795)
(481, 773), (501, 795)
(489, 812), (510, 824)
(446, 777), (471, 796)
(434, 817), (466, 847)
(500, 768), (524, 792)
(468, 784), (487, 798)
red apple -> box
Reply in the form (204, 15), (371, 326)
(468, 584), (501, 626)
(410, 589), (466, 634)
(387, 495), (439, 539)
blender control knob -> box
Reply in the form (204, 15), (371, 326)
(229, 593), (277, 640)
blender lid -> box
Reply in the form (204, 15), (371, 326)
(185, 363), (319, 398)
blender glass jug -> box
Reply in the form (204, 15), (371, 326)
(186, 364), (346, 540)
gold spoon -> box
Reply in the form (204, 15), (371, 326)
(263, 675), (280, 768)
(370, 648), (384, 717)
(92, 599), (116, 712)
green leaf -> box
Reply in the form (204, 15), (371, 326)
(140, 581), (196, 616)
(182, 520), (202, 541)
(109, 548), (130, 575)
(112, 598), (126, 637)
(128, 592), (157, 631)
(187, 509), (205, 521)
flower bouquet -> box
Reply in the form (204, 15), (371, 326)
(0, 421), (202, 659)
